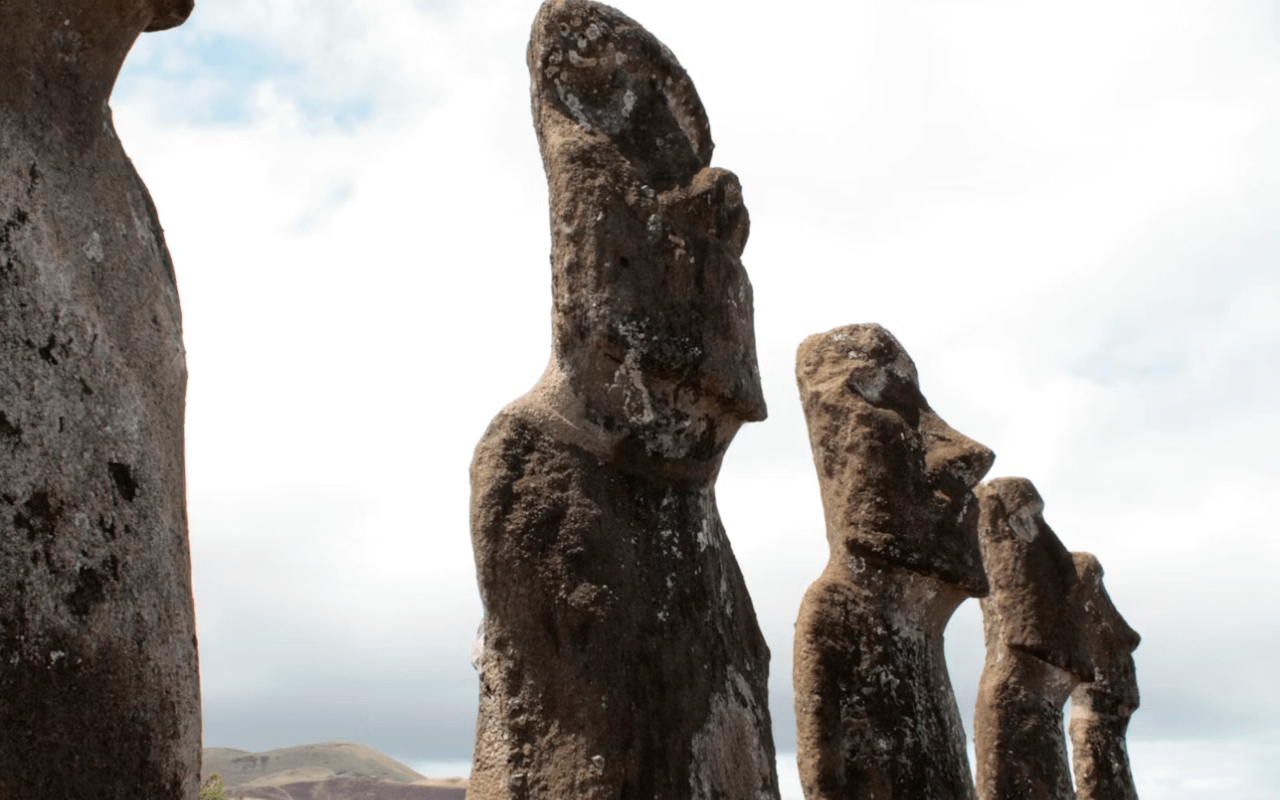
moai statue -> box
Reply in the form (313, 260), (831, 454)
(1068, 553), (1141, 800)
(468, 1), (778, 799)
(973, 478), (1093, 800)
(793, 324), (995, 800)
(0, 0), (201, 797)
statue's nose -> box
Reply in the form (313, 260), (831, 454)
(921, 412), (994, 488)
(683, 167), (749, 255)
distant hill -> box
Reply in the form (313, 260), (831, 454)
(202, 742), (467, 799)
(214, 775), (466, 800)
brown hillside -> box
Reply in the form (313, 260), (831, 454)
(229, 775), (465, 800)
(201, 742), (427, 785)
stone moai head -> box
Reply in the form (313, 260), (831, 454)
(528, 0), (766, 462)
(1, 0), (192, 130)
(0, 0), (193, 43)
(796, 323), (994, 594)
(976, 478), (1094, 678)
(1071, 552), (1141, 713)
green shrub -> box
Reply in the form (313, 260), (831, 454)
(199, 772), (229, 800)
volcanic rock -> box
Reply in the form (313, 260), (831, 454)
(467, 2), (777, 798)
(973, 478), (1090, 800)
(1069, 554), (1141, 800)
(792, 324), (994, 800)
(0, 0), (200, 796)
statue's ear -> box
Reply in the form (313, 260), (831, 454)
(144, 0), (193, 32)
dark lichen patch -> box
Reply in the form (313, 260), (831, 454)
(20, 333), (74, 366)
(0, 410), (20, 443)
(108, 462), (138, 502)
(37, 334), (58, 365)
(0, 207), (29, 276)
(13, 491), (57, 541)
(97, 515), (118, 541)
(66, 564), (110, 618)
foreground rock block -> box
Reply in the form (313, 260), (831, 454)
(468, 1), (777, 798)
(793, 324), (994, 800)
(1069, 554), (1141, 800)
(0, 0), (201, 797)
(973, 478), (1092, 800)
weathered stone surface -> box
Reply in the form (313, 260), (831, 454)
(973, 478), (1090, 800)
(792, 324), (994, 800)
(1069, 554), (1141, 800)
(0, 1), (200, 797)
(467, 2), (776, 798)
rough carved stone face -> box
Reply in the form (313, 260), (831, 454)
(529, 0), (766, 459)
(1, 0), (192, 128)
(977, 477), (1095, 678)
(1071, 552), (1141, 709)
(24, 0), (192, 32)
(797, 324), (994, 594)
(582, 167), (762, 437)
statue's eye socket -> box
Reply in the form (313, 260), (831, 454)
(886, 394), (922, 429)
(848, 371), (923, 429)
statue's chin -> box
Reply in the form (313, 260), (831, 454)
(144, 0), (193, 31)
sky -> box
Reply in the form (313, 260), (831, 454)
(108, 1), (1279, 797)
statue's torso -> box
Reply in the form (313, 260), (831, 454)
(0, 115), (199, 796)
(470, 406), (777, 800)
(793, 569), (976, 800)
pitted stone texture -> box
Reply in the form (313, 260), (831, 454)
(1069, 554), (1141, 800)
(973, 478), (1089, 800)
(468, 2), (776, 799)
(0, 1), (200, 797)
(793, 324), (993, 800)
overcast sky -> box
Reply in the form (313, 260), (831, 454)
(109, 1), (1278, 797)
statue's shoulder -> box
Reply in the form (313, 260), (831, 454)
(469, 392), (608, 568)
(798, 567), (872, 625)
(473, 394), (556, 460)
(471, 391), (597, 494)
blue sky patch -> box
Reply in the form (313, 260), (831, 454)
(118, 26), (378, 128)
